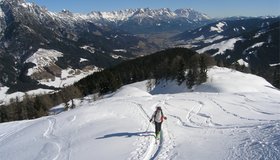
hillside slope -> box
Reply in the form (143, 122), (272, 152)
(0, 67), (279, 160)
(0, 0), (157, 93)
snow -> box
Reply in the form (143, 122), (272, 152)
(197, 37), (243, 56)
(204, 35), (224, 43)
(0, 67), (280, 160)
(254, 30), (266, 38)
(0, 86), (9, 104)
(0, 87), (54, 105)
(20, 2), (32, 8)
(237, 59), (249, 67)
(80, 45), (95, 54)
(250, 42), (265, 48)
(210, 22), (226, 33)
(176, 44), (199, 48)
(233, 28), (239, 32)
(112, 86), (151, 97)
(111, 54), (125, 59)
(79, 58), (88, 63)
(194, 35), (205, 41)
(84, 8), (209, 24)
(242, 42), (265, 55)
(0, 8), (4, 18)
(113, 49), (127, 53)
(25, 49), (63, 76)
(0, 68), (101, 104)
(270, 63), (280, 67)
(39, 67), (100, 88)
(195, 67), (277, 93)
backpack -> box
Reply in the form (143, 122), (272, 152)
(154, 109), (163, 123)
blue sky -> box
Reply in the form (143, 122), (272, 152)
(26, 0), (280, 18)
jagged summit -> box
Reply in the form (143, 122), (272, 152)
(85, 7), (210, 23)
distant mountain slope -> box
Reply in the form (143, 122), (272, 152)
(174, 17), (280, 87)
(0, 0), (157, 93)
(174, 17), (279, 44)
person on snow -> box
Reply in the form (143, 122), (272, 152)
(150, 106), (167, 139)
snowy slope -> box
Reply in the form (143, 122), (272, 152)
(197, 37), (243, 56)
(0, 67), (280, 160)
(25, 48), (64, 76)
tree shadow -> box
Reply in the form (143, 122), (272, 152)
(96, 131), (154, 139)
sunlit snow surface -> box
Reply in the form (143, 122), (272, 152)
(197, 37), (243, 56)
(25, 48), (63, 76)
(0, 67), (280, 160)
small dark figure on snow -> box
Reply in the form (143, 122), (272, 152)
(150, 106), (167, 139)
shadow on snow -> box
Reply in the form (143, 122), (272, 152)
(96, 131), (154, 139)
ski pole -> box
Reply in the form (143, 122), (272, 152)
(145, 121), (151, 133)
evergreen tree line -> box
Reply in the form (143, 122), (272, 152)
(0, 85), (82, 122)
(76, 48), (215, 94)
(0, 48), (215, 122)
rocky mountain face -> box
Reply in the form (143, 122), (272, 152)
(0, 0), (158, 92)
(82, 8), (211, 34)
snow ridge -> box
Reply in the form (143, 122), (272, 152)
(85, 8), (210, 23)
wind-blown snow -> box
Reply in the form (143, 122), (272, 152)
(197, 37), (243, 56)
(0, 67), (280, 160)
(25, 49), (63, 76)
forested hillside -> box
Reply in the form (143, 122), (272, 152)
(0, 48), (215, 122)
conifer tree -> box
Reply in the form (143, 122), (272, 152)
(186, 69), (195, 89)
(176, 60), (186, 85)
(198, 56), (207, 84)
(273, 67), (280, 88)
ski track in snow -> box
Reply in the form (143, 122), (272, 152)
(0, 122), (35, 145)
(1, 70), (280, 160)
(128, 98), (176, 160)
(36, 118), (61, 160)
(226, 121), (280, 160)
(36, 117), (72, 160)
(126, 92), (280, 159)
(209, 98), (272, 122)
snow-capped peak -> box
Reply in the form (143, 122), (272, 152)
(85, 8), (210, 23)
(175, 8), (211, 20)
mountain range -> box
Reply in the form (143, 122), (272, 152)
(82, 8), (211, 34)
(0, 0), (212, 93)
(0, 0), (279, 95)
